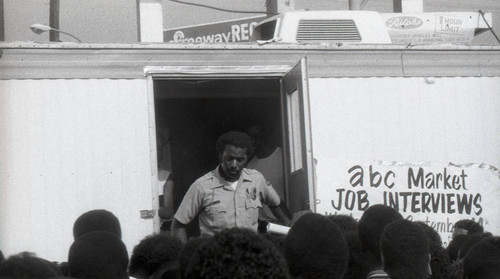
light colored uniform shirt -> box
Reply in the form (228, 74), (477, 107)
(174, 166), (281, 236)
(246, 147), (284, 222)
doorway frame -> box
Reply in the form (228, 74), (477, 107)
(144, 62), (315, 232)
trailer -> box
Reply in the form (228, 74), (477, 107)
(0, 42), (499, 262)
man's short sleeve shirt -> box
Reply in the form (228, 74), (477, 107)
(173, 166), (281, 235)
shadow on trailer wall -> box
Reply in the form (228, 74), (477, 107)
(154, 79), (282, 237)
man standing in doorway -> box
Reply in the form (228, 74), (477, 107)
(171, 131), (290, 243)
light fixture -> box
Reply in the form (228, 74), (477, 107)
(30, 23), (82, 43)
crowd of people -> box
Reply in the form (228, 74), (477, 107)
(1, 131), (499, 278)
(1, 205), (499, 279)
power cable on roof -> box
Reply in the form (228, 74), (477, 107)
(167, 0), (278, 15)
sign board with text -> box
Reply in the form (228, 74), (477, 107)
(315, 160), (500, 246)
(381, 12), (492, 45)
(164, 16), (267, 43)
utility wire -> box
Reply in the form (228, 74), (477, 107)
(479, 10), (500, 45)
(167, 0), (278, 15)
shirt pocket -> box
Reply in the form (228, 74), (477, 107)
(205, 201), (227, 228)
(245, 198), (262, 226)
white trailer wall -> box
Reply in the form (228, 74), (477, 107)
(310, 76), (500, 244)
(310, 77), (500, 165)
(0, 79), (154, 262)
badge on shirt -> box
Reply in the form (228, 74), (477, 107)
(246, 187), (257, 201)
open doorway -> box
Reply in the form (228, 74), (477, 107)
(154, 78), (283, 236)
(149, 60), (314, 236)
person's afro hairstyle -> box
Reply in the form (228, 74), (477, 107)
(416, 221), (443, 247)
(447, 234), (470, 262)
(457, 232), (493, 260)
(128, 233), (183, 279)
(284, 213), (349, 279)
(343, 231), (365, 279)
(453, 219), (484, 237)
(73, 209), (122, 239)
(215, 131), (254, 157)
(327, 214), (358, 234)
(358, 204), (403, 259)
(178, 236), (212, 279)
(262, 233), (286, 256)
(429, 242), (450, 279)
(463, 241), (500, 279)
(68, 231), (129, 279)
(183, 228), (289, 279)
(380, 219), (430, 279)
(0, 252), (62, 279)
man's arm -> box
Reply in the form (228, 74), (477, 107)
(269, 206), (290, 226)
(159, 177), (175, 219)
(171, 219), (188, 244)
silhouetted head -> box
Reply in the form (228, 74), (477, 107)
(73, 209), (122, 239)
(381, 219), (430, 279)
(68, 231), (129, 279)
(284, 213), (349, 279)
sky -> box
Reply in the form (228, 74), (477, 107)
(2, 0), (500, 45)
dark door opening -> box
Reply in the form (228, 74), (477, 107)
(154, 78), (283, 236)
(150, 59), (313, 236)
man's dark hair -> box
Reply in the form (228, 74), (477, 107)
(457, 232), (493, 260)
(447, 234), (471, 262)
(327, 214), (358, 234)
(415, 221), (451, 279)
(215, 131), (254, 156)
(463, 241), (500, 279)
(129, 233), (183, 279)
(358, 204), (403, 263)
(429, 243), (450, 279)
(284, 213), (349, 279)
(0, 252), (62, 279)
(381, 219), (430, 279)
(68, 231), (129, 279)
(73, 209), (122, 239)
(416, 221), (443, 247)
(453, 219), (484, 237)
(179, 236), (212, 279)
(183, 228), (289, 279)
(343, 231), (365, 279)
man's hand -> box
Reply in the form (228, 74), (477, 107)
(288, 210), (312, 227)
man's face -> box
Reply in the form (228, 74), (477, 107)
(220, 144), (248, 182)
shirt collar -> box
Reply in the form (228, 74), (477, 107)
(209, 166), (253, 189)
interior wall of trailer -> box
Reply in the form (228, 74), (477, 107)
(0, 79), (154, 262)
(309, 76), (500, 168)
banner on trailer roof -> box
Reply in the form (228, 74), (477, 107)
(381, 12), (491, 45)
(315, 160), (500, 246)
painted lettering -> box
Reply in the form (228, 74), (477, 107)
(384, 191), (482, 215)
(331, 189), (369, 211)
(231, 24), (241, 42)
(221, 32), (230, 42)
(385, 16), (423, 29)
(348, 165), (363, 187)
(241, 23), (250, 41)
(408, 168), (467, 190)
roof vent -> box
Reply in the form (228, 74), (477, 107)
(296, 19), (362, 42)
